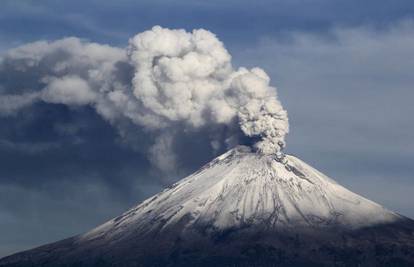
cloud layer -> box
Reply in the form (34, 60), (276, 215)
(0, 26), (289, 172)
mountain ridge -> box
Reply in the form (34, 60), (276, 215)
(1, 146), (414, 267)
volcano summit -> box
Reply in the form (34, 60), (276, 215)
(1, 146), (414, 267)
(0, 26), (413, 267)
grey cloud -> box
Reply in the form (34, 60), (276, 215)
(0, 93), (38, 115)
(0, 26), (290, 175)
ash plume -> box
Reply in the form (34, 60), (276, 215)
(0, 26), (289, 172)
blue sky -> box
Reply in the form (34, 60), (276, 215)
(1, 0), (414, 257)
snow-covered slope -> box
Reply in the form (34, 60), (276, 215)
(1, 146), (413, 267)
(82, 145), (399, 242)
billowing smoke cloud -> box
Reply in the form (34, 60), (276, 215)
(0, 26), (289, 172)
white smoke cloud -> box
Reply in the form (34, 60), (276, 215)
(0, 26), (289, 171)
(126, 26), (289, 152)
(149, 133), (178, 174)
(41, 76), (97, 105)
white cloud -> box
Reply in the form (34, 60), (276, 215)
(0, 26), (290, 172)
(127, 26), (288, 153)
(41, 76), (96, 105)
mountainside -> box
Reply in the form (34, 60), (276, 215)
(1, 146), (414, 267)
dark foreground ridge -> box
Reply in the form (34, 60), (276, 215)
(1, 147), (414, 267)
(1, 218), (414, 267)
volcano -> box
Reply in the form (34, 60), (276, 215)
(1, 146), (414, 267)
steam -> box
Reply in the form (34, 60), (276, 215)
(0, 26), (289, 171)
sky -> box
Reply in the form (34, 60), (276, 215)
(1, 0), (414, 258)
